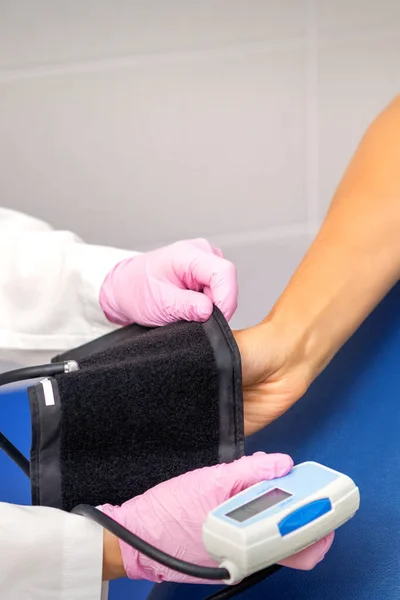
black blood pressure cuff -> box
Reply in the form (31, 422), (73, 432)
(28, 307), (244, 512)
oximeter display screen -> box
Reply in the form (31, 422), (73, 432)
(226, 488), (292, 523)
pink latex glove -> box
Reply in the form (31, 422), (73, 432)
(101, 453), (334, 584)
(99, 238), (238, 327)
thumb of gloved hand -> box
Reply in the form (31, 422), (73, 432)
(99, 238), (238, 327)
(101, 453), (334, 584)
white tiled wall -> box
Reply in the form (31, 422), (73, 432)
(1, 1), (399, 328)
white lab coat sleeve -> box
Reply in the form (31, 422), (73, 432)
(0, 208), (138, 352)
(0, 501), (104, 600)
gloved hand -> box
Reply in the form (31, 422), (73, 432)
(99, 238), (238, 327)
(101, 453), (334, 584)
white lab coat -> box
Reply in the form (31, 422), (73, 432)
(0, 207), (137, 599)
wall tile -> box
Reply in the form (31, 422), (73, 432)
(317, 33), (400, 216)
(0, 0), (308, 69)
(223, 233), (311, 330)
(317, 0), (400, 37)
(0, 45), (308, 248)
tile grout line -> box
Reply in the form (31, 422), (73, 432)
(0, 37), (306, 83)
(0, 25), (399, 83)
(131, 222), (318, 252)
(305, 0), (320, 231)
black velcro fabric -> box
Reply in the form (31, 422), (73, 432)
(29, 307), (244, 512)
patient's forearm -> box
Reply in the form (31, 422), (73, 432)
(264, 95), (400, 379)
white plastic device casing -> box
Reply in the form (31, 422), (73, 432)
(203, 461), (360, 584)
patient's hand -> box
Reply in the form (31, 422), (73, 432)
(234, 323), (314, 435)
